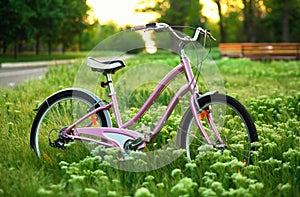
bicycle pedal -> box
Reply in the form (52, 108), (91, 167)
(140, 125), (152, 142)
(143, 133), (152, 142)
(214, 144), (226, 150)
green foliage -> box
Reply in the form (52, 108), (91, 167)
(0, 0), (33, 56)
(80, 22), (121, 51)
(263, 0), (300, 42)
(0, 0), (94, 56)
(0, 53), (299, 196)
(139, 0), (204, 27)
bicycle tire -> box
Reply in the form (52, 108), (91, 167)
(177, 93), (258, 164)
(30, 88), (111, 164)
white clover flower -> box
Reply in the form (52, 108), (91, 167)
(112, 179), (121, 184)
(99, 175), (109, 182)
(277, 183), (291, 191)
(103, 155), (114, 162)
(105, 147), (120, 155)
(133, 159), (147, 167)
(198, 144), (213, 152)
(211, 181), (225, 195)
(60, 166), (68, 171)
(156, 182), (164, 189)
(69, 175), (85, 182)
(84, 188), (99, 195)
(67, 166), (80, 175)
(91, 145), (106, 156)
(92, 169), (106, 177)
(107, 190), (118, 197)
(249, 182), (264, 191)
(145, 175), (155, 182)
(171, 168), (182, 177)
(134, 187), (154, 197)
(210, 161), (224, 171)
(130, 150), (147, 157)
(171, 177), (197, 196)
(58, 161), (69, 167)
(201, 188), (217, 197)
(185, 162), (197, 170)
(124, 156), (134, 161)
(37, 188), (53, 195)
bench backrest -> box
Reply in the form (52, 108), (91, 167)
(219, 43), (300, 60)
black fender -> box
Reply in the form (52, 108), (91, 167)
(198, 91), (218, 100)
(35, 88), (112, 127)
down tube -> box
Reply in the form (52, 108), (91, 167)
(151, 84), (190, 137)
(121, 64), (184, 129)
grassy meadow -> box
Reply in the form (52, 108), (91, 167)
(0, 51), (299, 196)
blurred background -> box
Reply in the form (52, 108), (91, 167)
(1, 0), (300, 58)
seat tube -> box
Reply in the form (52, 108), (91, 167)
(105, 73), (122, 127)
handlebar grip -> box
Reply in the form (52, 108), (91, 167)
(132, 22), (158, 31)
(145, 22), (157, 28)
(131, 25), (146, 31)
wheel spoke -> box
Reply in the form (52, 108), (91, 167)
(31, 90), (110, 164)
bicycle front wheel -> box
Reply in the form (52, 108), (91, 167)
(30, 88), (111, 164)
(177, 93), (258, 164)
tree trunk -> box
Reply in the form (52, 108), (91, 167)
(35, 35), (40, 55)
(282, 0), (289, 42)
(48, 41), (52, 56)
(14, 39), (18, 59)
(248, 0), (256, 42)
(215, 0), (226, 43)
(242, 0), (256, 42)
(62, 42), (66, 54)
(2, 41), (7, 54)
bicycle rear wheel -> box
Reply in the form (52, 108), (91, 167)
(177, 93), (258, 164)
(30, 89), (111, 164)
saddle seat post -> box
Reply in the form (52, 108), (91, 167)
(104, 72), (123, 127)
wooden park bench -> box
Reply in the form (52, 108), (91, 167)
(219, 43), (300, 60)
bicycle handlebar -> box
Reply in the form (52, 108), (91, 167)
(131, 22), (216, 41)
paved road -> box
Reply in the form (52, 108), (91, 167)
(0, 66), (48, 87)
(0, 59), (78, 88)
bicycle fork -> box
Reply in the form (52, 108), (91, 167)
(189, 92), (225, 148)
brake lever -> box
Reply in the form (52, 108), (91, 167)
(209, 34), (216, 41)
(203, 30), (216, 41)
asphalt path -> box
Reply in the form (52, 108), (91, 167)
(0, 59), (78, 88)
(0, 66), (48, 87)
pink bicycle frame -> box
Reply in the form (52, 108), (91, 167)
(63, 55), (216, 151)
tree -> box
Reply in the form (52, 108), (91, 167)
(138, 0), (204, 27)
(0, 0), (32, 57)
(264, 0), (300, 42)
(214, 0), (226, 43)
(27, 0), (64, 55)
(242, 0), (258, 42)
(59, 0), (92, 53)
(282, 0), (289, 42)
(80, 22), (120, 51)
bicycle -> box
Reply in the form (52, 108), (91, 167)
(30, 22), (258, 170)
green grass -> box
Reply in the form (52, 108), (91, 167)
(0, 52), (88, 63)
(0, 52), (299, 196)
